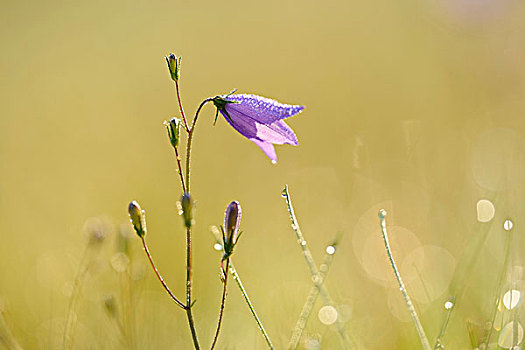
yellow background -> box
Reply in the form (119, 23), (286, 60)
(2, 0), (525, 348)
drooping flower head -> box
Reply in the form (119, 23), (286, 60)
(213, 93), (304, 163)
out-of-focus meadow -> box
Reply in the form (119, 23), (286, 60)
(2, 0), (525, 348)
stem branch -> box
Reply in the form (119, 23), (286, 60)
(141, 237), (186, 309)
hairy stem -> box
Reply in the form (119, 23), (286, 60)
(181, 97), (213, 350)
(141, 237), (186, 309)
(175, 80), (190, 133)
(282, 185), (355, 349)
(230, 263), (275, 350)
(288, 237), (339, 350)
(379, 209), (431, 350)
(210, 259), (230, 350)
(173, 146), (186, 193)
(185, 98), (213, 193)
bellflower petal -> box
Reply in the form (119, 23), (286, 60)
(214, 93), (303, 162)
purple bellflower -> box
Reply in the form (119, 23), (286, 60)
(213, 93), (304, 163)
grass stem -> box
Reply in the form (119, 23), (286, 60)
(378, 209), (431, 350)
(282, 185), (355, 349)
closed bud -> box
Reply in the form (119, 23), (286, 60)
(128, 200), (147, 237)
(179, 193), (194, 228)
(224, 201), (241, 246)
(165, 53), (181, 82)
(222, 201), (242, 260)
(165, 117), (181, 148)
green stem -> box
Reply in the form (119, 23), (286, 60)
(282, 185), (355, 349)
(175, 80), (190, 133)
(483, 225), (513, 348)
(230, 263), (275, 350)
(288, 238), (338, 350)
(182, 97), (213, 350)
(379, 210), (431, 350)
(210, 258), (230, 350)
(141, 237), (186, 309)
(185, 98), (213, 193)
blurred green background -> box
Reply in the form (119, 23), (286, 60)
(2, 0), (525, 348)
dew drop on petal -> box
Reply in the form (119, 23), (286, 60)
(326, 245), (336, 255)
(477, 199), (495, 222)
(504, 219), (514, 231)
(503, 290), (521, 310)
(214, 243), (223, 251)
(498, 321), (523, 348)
(318, 305), (338, 325)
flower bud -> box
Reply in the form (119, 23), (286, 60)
(128, 200), (147, 237)
(165, 117), (181, 148)
(179, 193), (194, 228)
(224, 201), (241, 246)
(165, 53), (181, 82)
(222, 201), (242, 260)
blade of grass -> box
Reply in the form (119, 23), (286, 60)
(210, 228), (275, 349)
(282, 185), (355, 349)
(379, 209), (431, 350)
(288, 234), (340, 350)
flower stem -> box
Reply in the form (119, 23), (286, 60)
(175, 80), (190, 133)
(140, 237), (186, 309)
(209, 228), (274, 349)
(282, 185), (355, 349)
(378, 209), (431, 350)
(173, 146), (186, 194)
(210, 258), (230, 350)
(185, 98), (213, 193)
(230, 263), (275, 350)
(181, 97), (213, 350)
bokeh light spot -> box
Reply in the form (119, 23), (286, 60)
(318, 305), (338, 325)
(498, 321), (523, 348)
(476, 199), (495, 222)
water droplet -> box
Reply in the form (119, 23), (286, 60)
(504, 219), (514, 231)
(379, 209), (387, 218)
(318, 305), (338, 325)
(503, 290), (521, 310)
(444, 301), (454, 310)
(213, 243), (223, 251)
(300, 241), (306, 246)
(326, 245), (336, 255)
